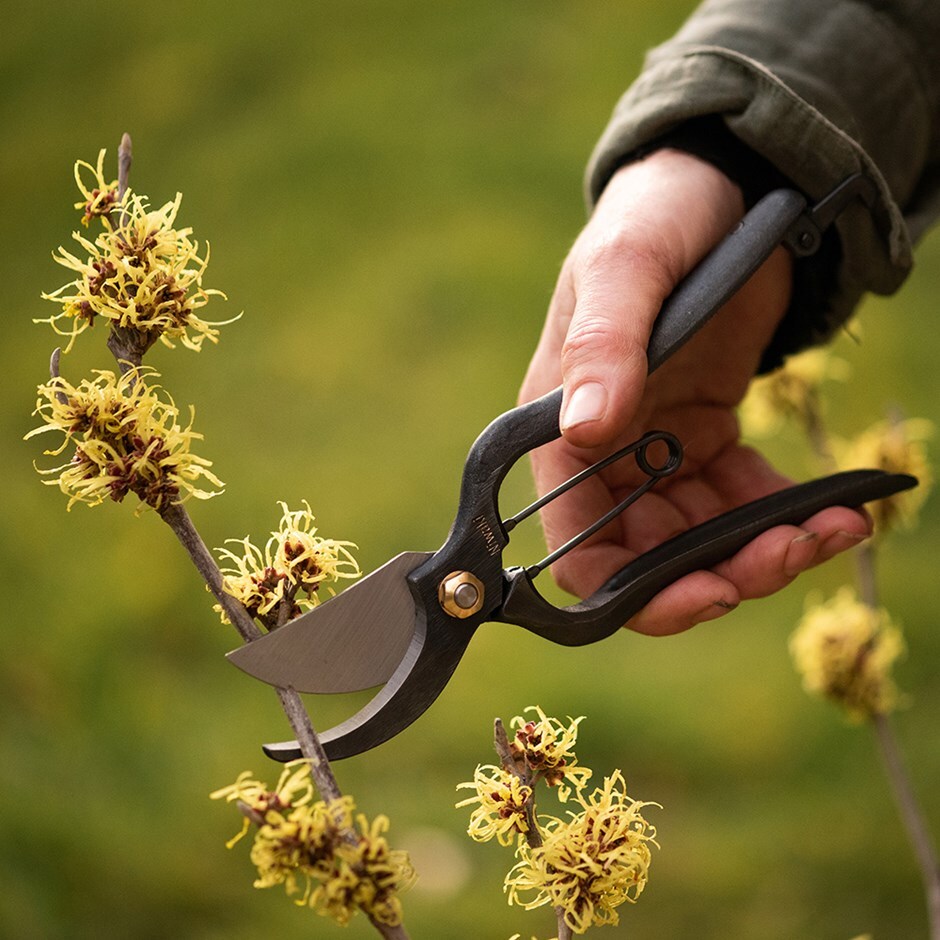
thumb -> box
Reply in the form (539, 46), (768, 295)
(558, 152), (745, 449)
(559, 235), (678, 447)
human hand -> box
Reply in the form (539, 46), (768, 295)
(519, 149), (871, 636)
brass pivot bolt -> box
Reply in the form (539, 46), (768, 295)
(438, 570), (485, 618)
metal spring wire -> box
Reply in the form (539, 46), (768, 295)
(501, 429), (684, 577)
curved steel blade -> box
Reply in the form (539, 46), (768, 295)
(226, 551), (433, 693)
(262, 603), (479, 761)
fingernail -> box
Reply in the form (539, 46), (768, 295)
(692, 598), (738, 625)
(784, 531), (819, 577)
(819, 529), (870, 559)
(561, 382), (607, 431)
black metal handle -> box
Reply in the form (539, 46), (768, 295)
(647, 188), (808, 369)
(498, 470), (917, 643)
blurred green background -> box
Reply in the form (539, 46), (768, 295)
(3, 2), (938, 937)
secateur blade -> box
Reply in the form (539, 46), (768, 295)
(263, 597), (481, 762)
(226, 551), (433, 693)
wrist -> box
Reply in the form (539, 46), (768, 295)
(645, 146), (746, 220)
(617, 116), (790, 210)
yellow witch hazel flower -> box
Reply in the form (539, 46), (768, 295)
(460, 710), (659, 933)
(215, 501), (360, 629)
(73, 150), (120, 226)
(510, 706), (592, 797)
(211, 760), (316, 845)
(211, 761), (415, 927)
(38, 149), (234, 353)
(739, 346), (850, 438)
(455, 764), (535, 847)
(505, 771), (659, 935)
(789, 587), (906, 721)
(26, 367), (223, 512)
(836, 416), (933, 532)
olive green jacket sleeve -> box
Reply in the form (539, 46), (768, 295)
(586, 0), (940, 359)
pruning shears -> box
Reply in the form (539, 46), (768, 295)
(227, 176), (917, 761)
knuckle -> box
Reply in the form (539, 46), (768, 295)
(579, 221), (678, 295)
(561, 316), (621, 361)
(560, 314), (643, 376)
(561, 220), (684, 377)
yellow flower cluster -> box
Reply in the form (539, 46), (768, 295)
(509, 706), (592, 797)
(836, 417), (933, 532)
(456, 764), (534, 847)
(789, 587), (905, 721)
(38, 150), (232, 352)
(739, 347), (849, 438)
(740, 342), (932, 535)
(211, 762), (414, 926)
(458, 708), (659, 934)
(215, 501), (360, 629)
(505, 772), (659, 935)
(26, 368), (222, 512)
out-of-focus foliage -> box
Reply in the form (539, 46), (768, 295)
(4, 1), (938, 937)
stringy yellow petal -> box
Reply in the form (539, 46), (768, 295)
(214, 502), (359, 628)
(211, 762), (414, 926)
(27, 367), (223, 512)
(37, 152), (236, 352)
(505, 771), (659, 934)
(509, 705), (592, 799)
(455, 764), (534, 847)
